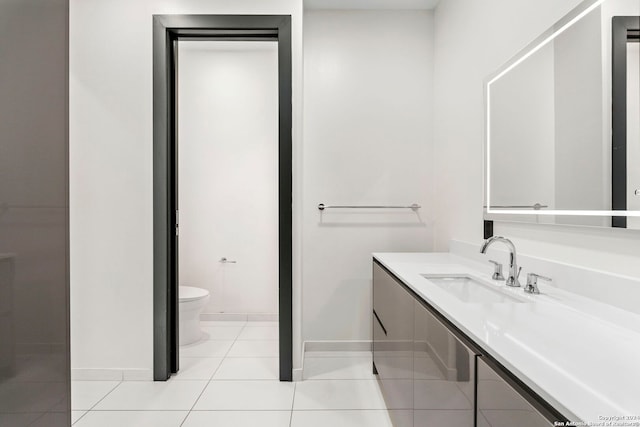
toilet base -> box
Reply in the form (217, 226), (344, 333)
(178, 291), (210, 346)
(179, 315), (203, 346)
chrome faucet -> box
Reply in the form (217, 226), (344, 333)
(524, 273), (552, 294)
(480, 236), (521, 287)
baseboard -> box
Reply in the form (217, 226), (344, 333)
(200, 313), (278, 322)
(292, 368), (303, 382)
(72, 368), (153, 381)
(303, 340), (372, 352)
(248, 313), (278, 321)
(200, 313), (247, 321)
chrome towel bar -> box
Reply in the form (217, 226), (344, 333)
(318, 203), (421, 211)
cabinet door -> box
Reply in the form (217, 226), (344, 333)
(373, 263), (414, 426)
(413, 302), (475, 427)
(477, 357), (555, 427)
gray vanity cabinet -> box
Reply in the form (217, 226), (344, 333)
(413, 301), (475, 427)
(373, 262), (475, 427)
(373, 262), (415, 426)
(476, 357), (554, 427)
(373, 260), (564, 427)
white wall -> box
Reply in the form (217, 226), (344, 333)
(70, 0), (303, 377)
(302, 10), (435, 343)
(178, 41), (279, 316)
(433, 0), (640, 283)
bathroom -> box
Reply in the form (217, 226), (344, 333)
(0, 0), (639, 426)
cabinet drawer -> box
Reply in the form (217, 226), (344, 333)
(373, 262), (414, 340)
(477, 357), (556, 427)
(414, 300), (474, 427)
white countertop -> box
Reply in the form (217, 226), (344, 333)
(373, 252), (640, 423)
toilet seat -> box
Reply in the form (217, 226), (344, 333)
(179, 286), (209, 302)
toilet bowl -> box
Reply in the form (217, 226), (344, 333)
(179, 286), (210, 346)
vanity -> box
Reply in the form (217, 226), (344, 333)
(370, 0), (640, 423)
(372, 251), (640, 427)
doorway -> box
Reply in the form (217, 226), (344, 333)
(178, 39), (279, 329)
(152, 15), (292, 381)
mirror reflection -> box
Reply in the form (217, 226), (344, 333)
(485, 0), (640, 228)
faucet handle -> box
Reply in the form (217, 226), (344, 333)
(524, 273), (552, 294)
(529, 273), (551, 282)
(488, 260), (504, 280)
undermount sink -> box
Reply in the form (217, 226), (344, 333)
(421, 274), (527, 304)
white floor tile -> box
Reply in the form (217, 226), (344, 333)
(212, 357), (279, 380)
(200, 320), (246, 327)
(93, 381), (207, 410)
(227, 340), (279, 357)
(290, 410), (394, 427)
(303, 357), (375, 380)
(173, 358), (223, 380)
(237, 326), (279, 340)
(179, 340), (233, 358)
(73, 411), (188, 427)
(72, 410), (87, 425)
(71, 381), (120, 410)
(201, 314), (248, 322)
(293, 380), (387, 410)
(193, 380), (295, 410)
(182, 411), (291, 427)
(200, 325), (243, 341)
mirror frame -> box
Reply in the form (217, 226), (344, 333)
(483, 0), (640, 226)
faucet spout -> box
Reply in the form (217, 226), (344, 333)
(479, 236), (521, 287)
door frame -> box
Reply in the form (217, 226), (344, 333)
(152, 14), (293, 381)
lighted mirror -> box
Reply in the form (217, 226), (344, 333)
(484, 0), (640, 228)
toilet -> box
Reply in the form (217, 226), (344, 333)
(179, 286), (210, 346)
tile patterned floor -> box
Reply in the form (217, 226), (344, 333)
(71, 321), (393, 427)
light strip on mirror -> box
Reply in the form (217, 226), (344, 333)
(486, 0), (606, 87)
(486, 0), (606, 215)
(488, 210), (640, 216)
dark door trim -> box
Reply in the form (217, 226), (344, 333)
(153, 14), (293, 381)
(612, 16), (640, 228)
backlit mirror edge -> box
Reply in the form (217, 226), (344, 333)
(482, 0), (640, 225)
